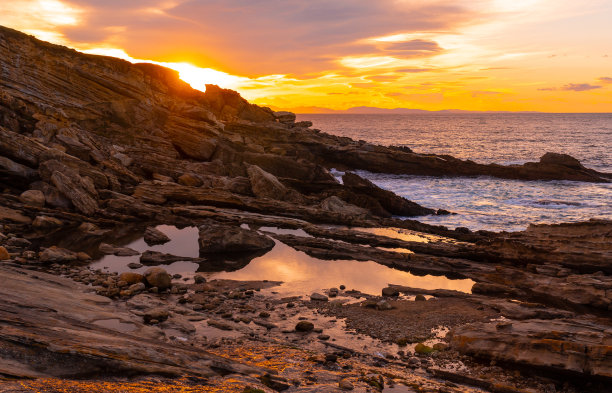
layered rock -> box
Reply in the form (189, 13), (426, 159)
(450, 319), (612, 378)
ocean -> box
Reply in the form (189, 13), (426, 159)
(297, 113), (612, 232)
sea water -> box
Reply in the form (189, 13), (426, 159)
(298, 113), (612, 232)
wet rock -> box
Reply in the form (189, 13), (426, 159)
(198, 221), (275, 254)
(143, 267), (172, 290)
(32, 215), (63, 229)
(328, 288), (339, 298)
(99, 243), (140, 256)
(414, 294), (426, 301)
(143, 227), (170, 245)
(19, 190), (45, 207)
(140, 250), (203, 264)
(539, 152), (583, 169)
(194, 274), (206, 284)
(128, 262), (143, 269)
(382, 286), (400, 297)
(318, 334), (330, 341)
(295, 321), (315, 332)
(0, 246), (9, 260)
(310, 293), (328, 302)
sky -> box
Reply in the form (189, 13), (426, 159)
(1, 0), (611, 112)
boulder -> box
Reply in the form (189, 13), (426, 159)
(19, 190), (45, 207)
(382, 286), (400, 297)
(143, 227), (170, 246)
(539, 152), (583, 169)
(143, 307), (169, 324)
(310, 293), (328, 301)
(198, 221), (275, 254)
(320, 196), (370, 219)
(273, 111), (296, 125)
(295, 321), (315, 332)
(247, 164), (305, 203)
(143, 267), (172, 290)
(39, 160), (98, 215)
(32, 215), (63, 229)
(30, 181), (72, 209)
(112, 152), (133, 167)
(0, 246), (9, 260)
(342, 172), (434, 217)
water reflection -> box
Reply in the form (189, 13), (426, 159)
(212, 240), (474, 296)
(89, 225), (475, 296)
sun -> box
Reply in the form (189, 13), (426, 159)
(82, 48), (248, 92)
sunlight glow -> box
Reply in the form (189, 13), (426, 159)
(83, 48), (252, 91)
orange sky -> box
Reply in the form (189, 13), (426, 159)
(1, 0), (611, 112)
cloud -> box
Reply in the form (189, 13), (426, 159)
(47, 0), (481, 75)
(471, 90), (503, 97)
(539, 83), (604, 92)
(598, 77), (612, 84)
(561, 83), (602, 92)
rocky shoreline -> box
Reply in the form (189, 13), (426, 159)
(1, 25), (611, 392)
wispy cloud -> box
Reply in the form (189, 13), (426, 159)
(598, 77), (612, 84)
(561, 83), (602, 92)
(539, 83), (603, 92)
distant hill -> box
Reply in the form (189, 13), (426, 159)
(268, 105), (541, 115)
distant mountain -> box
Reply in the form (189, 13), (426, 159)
(268, 105), (541, 114)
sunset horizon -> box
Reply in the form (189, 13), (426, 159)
(1, 0), (611, 113)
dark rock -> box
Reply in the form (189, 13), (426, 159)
(143, 227), (170, 245)
(295, 321), (315, 332)
(19, 190), (45, 207)
(382, 286), (400, 297)
(198, 221), (275, 254)
(143, 267), (172, 290)
(310, 293), (328, 301)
